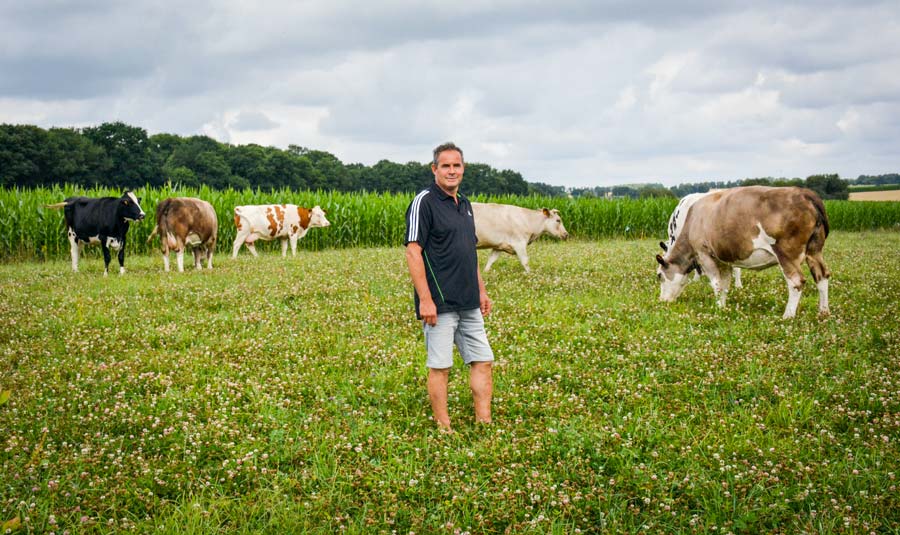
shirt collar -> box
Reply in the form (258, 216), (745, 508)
(430, 182), (467, 203)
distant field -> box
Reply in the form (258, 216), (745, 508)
(2, 233), (899, 533)
(850, 190), (900, 201)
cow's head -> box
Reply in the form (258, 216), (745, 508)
(308, 205), (330, 228)
(656, 253), (690, 302)
(541, 208), (569, 240)
(120, 191), (145, 222)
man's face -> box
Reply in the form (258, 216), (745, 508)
(432, 149), (464, 194)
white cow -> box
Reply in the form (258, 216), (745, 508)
(663, 191), (743, 288)
(232, 204), (330, 258)
(472, 202), (569, 272)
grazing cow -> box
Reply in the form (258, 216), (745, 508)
(46, 191), (145, 275)
(232, 204), (330, 258)
(662, 191), (743, 288)
(147, 197), (218, 272)
(472, 202), (569, 272)
(655, 186), (830, 319)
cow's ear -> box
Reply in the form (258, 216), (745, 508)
(659, 241), (668, 252)
(542, 208), (550, 217)
(656, 254), (668, 268)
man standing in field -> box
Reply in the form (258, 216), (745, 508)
(405, 142), (494, 432)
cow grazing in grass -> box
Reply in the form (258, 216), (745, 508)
(472, 202), (569, 272)
(232, 204), (330, 258)
(655, 186), (830, 319)
(662, 191), (743, 288)
(46, 191), (145, 275)
(147, 197), (218, 272)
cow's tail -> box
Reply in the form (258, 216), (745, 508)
(805, 191), (830, 238)
(147, 225), (159, 243)
(45, 201), (68, 210)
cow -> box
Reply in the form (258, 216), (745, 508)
(147, 197), (218, 272)
(46, 191), (146, 276)
(472, 202), (569, 272)
(662, 191), (743, 288)
(655, 186), (831, 319)
(232, 204), (330, 258)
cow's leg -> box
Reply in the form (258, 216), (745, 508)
(733, 267), (743, 289)
(192, 247), (202, 270)
(232, 230), (249, 258)
(717, 265), (733, 307)
(772, 245), (806, 319)
(805, 249), (831, 317)
(281, 238), (289, 257)
(101, 241), (112, 277)
(290, 235), (299, 256)
(116, 239), (126, 275)
(483, 249), (502, 272)
(697, 255), (726, 307)
(176, 248), (185, 272)
(247, 243), (259, 256)
(512, 243), (531, 273)
(205, 237), (215, 269)
(68, 228), (79, 272)
(162, 251), (170, 272)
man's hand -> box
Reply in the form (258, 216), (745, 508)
(480, 292), (492, 317)
(420, 297), (438, 326)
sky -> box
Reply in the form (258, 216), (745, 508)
(2, 1), (899, 189)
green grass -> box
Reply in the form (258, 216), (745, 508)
(1, 232), (899, 534)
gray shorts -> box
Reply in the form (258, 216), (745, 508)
(423, 308), (494, 369)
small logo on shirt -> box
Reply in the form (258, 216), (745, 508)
(467, 210), (473, 216)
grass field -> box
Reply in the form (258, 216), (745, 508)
(2, 232), (899, 534)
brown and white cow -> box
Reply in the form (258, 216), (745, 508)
(655, 186), (831, 319)
(662, 191), (743, 288)
(472, 202), (569, 272)
(232, 204), (330, 258)
(147, 197), (218, 272)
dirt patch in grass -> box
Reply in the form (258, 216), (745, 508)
(849, 190), (900, 201)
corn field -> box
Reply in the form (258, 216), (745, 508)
(0, 185), (898, 261)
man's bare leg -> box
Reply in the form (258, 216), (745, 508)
(428, 368), (452, 431)
(470, 362), (493, 424)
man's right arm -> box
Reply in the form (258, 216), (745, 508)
(405, 242), (438, 326)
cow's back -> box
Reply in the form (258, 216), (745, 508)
(64, 196), (119, 233)
(472, 202), (536, 247)
(160, 198), (217, 241)
(684, 186), (824, 263)
(667, 192), (708, 244)
(234, 204), (297, 238)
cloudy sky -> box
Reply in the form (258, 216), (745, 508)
(2, 1), (899, 188)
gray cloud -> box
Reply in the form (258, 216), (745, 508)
(1, 0), (898, 187)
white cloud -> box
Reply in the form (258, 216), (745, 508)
(1, 0), (899, 187)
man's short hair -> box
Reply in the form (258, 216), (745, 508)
(432, 142), (464, 166)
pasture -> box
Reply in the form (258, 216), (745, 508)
(1, 231), (899, 534)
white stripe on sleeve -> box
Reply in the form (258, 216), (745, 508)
(407, 190), (429, 242)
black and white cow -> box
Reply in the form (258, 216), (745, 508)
(46, 192), (146, 275)
(662, 191), (743, 288)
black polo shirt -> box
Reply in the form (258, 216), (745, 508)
(405, 183), (480, 318)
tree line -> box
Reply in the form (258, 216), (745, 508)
(571, 174), (855, 201)
(2, 121), (894, 200)
(0, 122), (545, 197)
